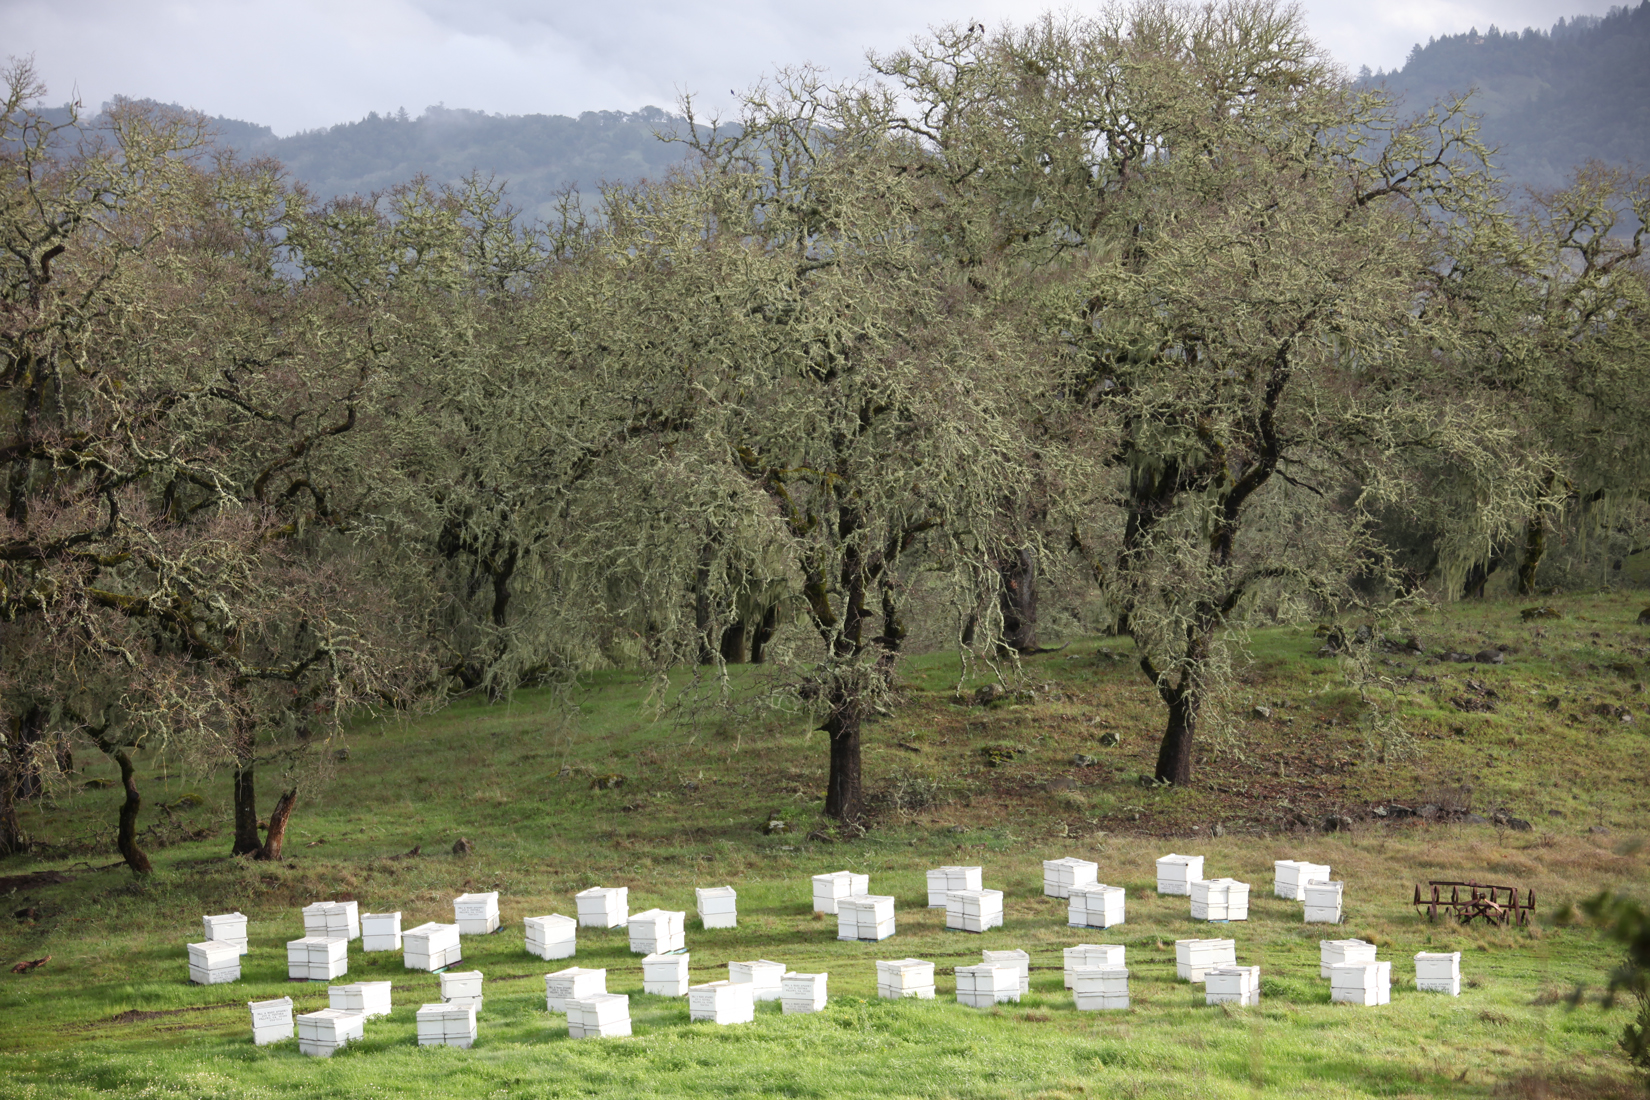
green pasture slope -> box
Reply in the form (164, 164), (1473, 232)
(2, 594), (1648, 1098)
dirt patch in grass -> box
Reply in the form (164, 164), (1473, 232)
(0, 871), (72, 891)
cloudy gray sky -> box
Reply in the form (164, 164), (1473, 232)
(2, 0), (1625, 135)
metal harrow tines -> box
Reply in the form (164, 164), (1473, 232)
(1413, 880), (1535, 926)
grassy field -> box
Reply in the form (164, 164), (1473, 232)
(1, 592), (1647, 1098)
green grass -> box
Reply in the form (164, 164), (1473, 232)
(1, 593), (1647, 1098)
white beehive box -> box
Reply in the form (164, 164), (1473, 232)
(925, 866), (982, 907)
(1273, 860), (1331, 901)
(1043, 857), (1099, 899)
(696, 886), (737, 929)
(567, 993), (632, 1038)
(812, 871), (870, 915)
(329, 981), (393, 1019)
(781, 971), (828, 1014)
(416, 1002), (477, 1048)
(440, 969), (484, 1010)
(1063, 944), (1125, 988)
(1330, 960), (1392, 1006)
(982, 949), (1031, 995)
(729, 959), (787, 1001)
(628, 909), (686, 955)
(838, 895), (896, 942)
(1205, 965), (1261, 1006)
(524, 914), (577, 960)
(1156, 854), (1204, 896)
(302, 900), (359, 941)
(361, 911), (402, 953)
(875, 958), (936, 999)
(575, 886), (629, 929)
(1415, 951), (1462, 995)
(1304, 880), (1345, 924)
(1071, 966), (1130, 1011)
(1190, 878), (1250, 922)
(203, 912), (249, 955)
(296, 1008), (364, 1057)
(642, 951), (690, 996)
(248, 996), (294, 1045)
(955, 964), (1020, 1007)
(689, 979), (756, 1025)
(286, 936), (348, 981)
(945, 889), (1004, 933)
(188, 940), (242, 985)
(403, 922), (461, 972)
(1319, 939), (1377, 979)
(1175, 938), (1237, 982)
(1068, 884), (1126, 929)
(545, 967), (607, 1012)
(453, 892), (500, 936)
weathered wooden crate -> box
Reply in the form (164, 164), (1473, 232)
(981, 949), (1031, 995)
(544, 966), (607, 1012)
(440, 969), (484, 1010)
(1067, 884), (1126, 929)
(1174, 938), (1236, 982)
(925, 865), (982, 907)
(688, 979), (755, 1025)
(416, 1002), (476, 1048)
(1303, 880), (1345, 924)
(285, 936), (347, 981)
(328, 981), (392, 1019)
(1273, 860), (1331, 901)
(1063, 944), (1125, 988)
(295, 1008), (364, 1057)
(361, 911), (402, 953)
(453, 891), (500, 935)
(567, 993), (631, 1038)
(780, 971), (828, 1014)
(574, 886), (629, 929)
(1318, 938), (1376, 979)
(695, 886), (737, 929)
(187, 940), (241, 985)
(1190, 878), (1250, 921)
(729, 958), (787, 1001)
(248, 996), (294, 1045)
(955, 964), (1020, 1007)
(1070, 966), (1130, 1011)
(524, 913), (576, 960)
(838, 895), (896, 942)
(944, 888), (1003, 933)
(642, 951), (690, 996)
(1330, 960), (1392, 1006)
(301, 900), (359, 941)
(1205, 965), (1261, 1006)
(1156, 854), (1205, 896)
(1043, 857), (1099, 899)
(812, 871), (870, 915)
(202, 912), (248, 956)
(627, 909), (686, 955)
(1414, 951), (1461, 995)
(875, 958), (935, 999)
(402, 922), (461, 972)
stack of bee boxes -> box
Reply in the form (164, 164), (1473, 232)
(1070, 967), (1130, 1011)
(1414, 951), (1462, 996)
(187, 940), (242, 985)
(1067, 884), (1125, 929)
(642, 951), (690, 996)
(202, 912), (248, 955)
(440, 970), (484, 1011)
(688, 980), (755, 1025)
(1063, 944), (1125, 988)
(1204, 965), (1261, 1006)
(415, 1002), (477, 1048)
(544, 967), (607, 1012)
(328, 981), (393, 1019)
(567, 993), (631, 1038)
(1330, 960), (1392, 1006)
(982, 949), (1030, 995)
(1156, 854), (1204, 895)
(944, 889), (1004, 933)
(524, 914), (577, 960)
(1303, 880), (1345, 924)
(627, 909), (686, 955)
(812, 871), (869, 914)
(837, 895), (896, 942)
(453, 892), (500, 935)
(575, 887), (629, 928)
(1175, 938), (1236, 982)
(780, 971), (828, 1014)
(361, 911), (402, 953)
(1272, 860), (1331, 900)
(955, 964), (1020, 1007)
(1189, 878), (1250, 922)
(248, 996), (294, 1045)
(402, 922), (461, 972)
(302, 900), (359, 941)
(875, 959), (935, 999)
(925, 866), (982, 907)
(1318, 939), (1376, 978)
(695, 886), (737, 929)
(1043, 857), (1099, 898)
(295, 1008), (364, 1057)
(286, 936), (348, 981)
(729, 959), (786, 1001)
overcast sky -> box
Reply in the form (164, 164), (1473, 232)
(1, 0), (1626, 135)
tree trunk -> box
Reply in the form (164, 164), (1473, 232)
(253, 789), (297, 861)
(750, 604), (778, 664)
(1462, 557), (1500, 599)
(996, 547), (1039, 653)
(231, 759), (262, 856)
(1517, 510), (1546, 596)
(0, 763), (21, 857)
(0, 705), (46, 856)
(112, 748), (152, 875)
(822, 689), (863, 822)
(1153, 689), (1197, 787)
(719, 621), (748, 664)
(693, 548), (716, 666)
